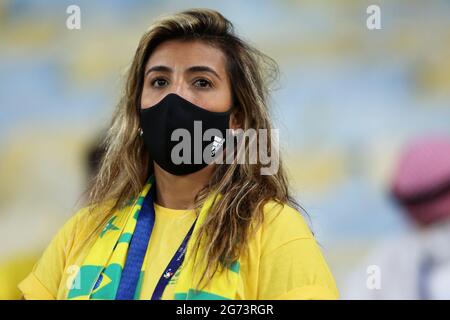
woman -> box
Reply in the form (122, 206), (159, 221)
(19, 9), (338, 300)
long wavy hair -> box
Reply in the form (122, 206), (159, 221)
(80, 8), (302, 290)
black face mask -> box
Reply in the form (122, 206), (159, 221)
(139, 93), (232, 176)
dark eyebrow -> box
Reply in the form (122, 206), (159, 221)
(145, 65), (172, 77)
(145, 65), (222, 80)
(186, 66), (221, 80)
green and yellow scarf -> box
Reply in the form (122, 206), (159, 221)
(67, 176), (240, 300)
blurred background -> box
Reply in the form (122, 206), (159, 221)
(1, 0), (450, 299)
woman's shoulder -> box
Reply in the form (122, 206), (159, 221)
(17, 199), (119, 300)
(261, 200), (313, 238)
(258, 200), (314, 254)
(66, 199), (118, 242)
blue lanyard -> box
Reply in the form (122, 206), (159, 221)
(115, 183), (197, 300)
(151, 220), (196, 300)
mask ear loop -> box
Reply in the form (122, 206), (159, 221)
(137, 95), (144, 137)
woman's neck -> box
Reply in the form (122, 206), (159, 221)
(153, 163), (215, 210)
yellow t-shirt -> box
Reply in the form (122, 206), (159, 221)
(18, 200), (339, 300)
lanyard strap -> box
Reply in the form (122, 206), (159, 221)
(115, 184), (155, 300)
(151, 220), (196, 300)
(115, 183), (197, 300)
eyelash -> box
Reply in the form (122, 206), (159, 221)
(194, 78), (213, 88)
(149, 77), (213, 89)
(150, 78), (169, 88)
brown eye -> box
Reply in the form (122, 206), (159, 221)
(152, 78), (168, 88)
(193, 78), (212, 88)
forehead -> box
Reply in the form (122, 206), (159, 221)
(145, 39), (228, 72)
